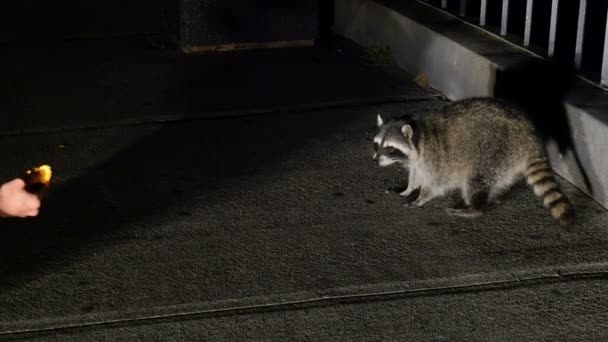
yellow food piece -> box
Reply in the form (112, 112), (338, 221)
(25, 165), (52, 185)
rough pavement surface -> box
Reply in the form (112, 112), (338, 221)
(0, 37), (429, 134)
(0, 38), (607, 341)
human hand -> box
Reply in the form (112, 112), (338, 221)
(0, 178), (41, 218)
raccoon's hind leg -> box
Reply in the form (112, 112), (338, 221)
(446, 175), (490, 218)
(450, 196), (468, 210)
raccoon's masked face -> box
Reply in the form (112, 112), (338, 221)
(372, 114), (416, 167)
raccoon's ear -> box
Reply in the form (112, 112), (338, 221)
(377, 114), (384, 127)
(401, 124), (413, 139)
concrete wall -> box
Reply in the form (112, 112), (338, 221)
(180, 0), (319, 49)
(334, 0), (498, 100)
(334, 0), (608, 209)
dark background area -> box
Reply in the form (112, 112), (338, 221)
(180, 1), (320, 47)
(0, 0), (331, 47)
(1, 0), (602, 74)
(0, 0), (178, 43)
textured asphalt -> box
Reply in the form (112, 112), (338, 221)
(0, 37), (428, 134)
(1, 38), (607, 341)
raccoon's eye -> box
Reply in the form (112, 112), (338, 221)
(387, 146), (395, 153)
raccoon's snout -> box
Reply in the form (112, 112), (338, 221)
(373, 153), (379, 163)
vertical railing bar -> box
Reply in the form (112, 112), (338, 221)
(601, 9), (608, 88)
(480, 0), (487, 26)
(459, 0), (467, 16)
(574, 0), (587, 69)
(442, 0), (448, 9)
(523, 0), (534, 46)
(548, 0), (559, 57)
(501, 0), (510, 36)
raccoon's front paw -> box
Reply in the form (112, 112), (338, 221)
(410, 200), (426, 207)
(446, 207), (483, 218)
(400, 187), (420, 203)
(404, 198), (426, 209)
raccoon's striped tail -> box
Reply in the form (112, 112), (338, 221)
(525, 158), (575, 225)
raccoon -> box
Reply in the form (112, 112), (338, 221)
(373, 97), (575, 225)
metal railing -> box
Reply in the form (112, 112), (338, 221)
(420, 0), (608, 90)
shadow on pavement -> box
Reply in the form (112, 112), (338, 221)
(0, 110), (357, 286)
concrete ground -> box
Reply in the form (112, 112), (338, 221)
(0, 37), (607, 341)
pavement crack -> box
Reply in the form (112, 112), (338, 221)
(2, 266), (608, 338)
(0, 94), (446, 137)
